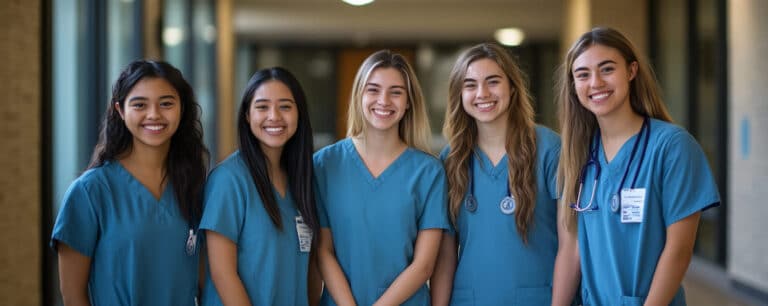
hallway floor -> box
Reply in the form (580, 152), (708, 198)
(682, 259), (767, 306)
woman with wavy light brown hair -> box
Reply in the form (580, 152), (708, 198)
(552, 27), (719, 306)
(430, 43), (563, 306)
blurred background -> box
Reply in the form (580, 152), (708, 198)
(1, 0), (766, 305)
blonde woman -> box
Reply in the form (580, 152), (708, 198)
(553, 27), (719, 306)
(430, 43), (563, 306)
(314, 50), (449, 306)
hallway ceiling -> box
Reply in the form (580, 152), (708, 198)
(234, 0), (563, 45)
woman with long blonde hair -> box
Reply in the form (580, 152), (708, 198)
(314, 50), (449, 306)
(552, 27), (719, 306)
(430, 43), (563, 305)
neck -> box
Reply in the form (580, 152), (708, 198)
(352, 132), (406, 160)
(597, 111), (644, 143)
(120, 142), (169, 174)
(261, 146), (283, 179)
(354, 129), (406, 159)
(476, 118), (508, 163)
(262, 145), (287, 196)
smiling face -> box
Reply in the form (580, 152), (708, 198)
(247, 80), (299, 158)
(572, 44), (638, 120)
(361, 67), (409, 134)
(461, 58), (512, 127)
(117, 77), (181, 152)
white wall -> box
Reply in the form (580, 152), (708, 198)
(728, 0), (768, 293)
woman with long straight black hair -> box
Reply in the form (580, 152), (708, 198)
(200, 67), (320, 306)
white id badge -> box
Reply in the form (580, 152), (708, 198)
(295, 215), (312, 252)
(620, 188), (646, 223)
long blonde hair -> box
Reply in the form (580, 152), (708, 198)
(346, 50), (432, 153)
(556, 27), (674, 231)
(443, 43), (538, 243)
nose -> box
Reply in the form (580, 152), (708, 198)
(267, 106), (281, 121)
(590, 74), (605, 88)
(477, 83), (491, 99)
(147, 104), (160, 119)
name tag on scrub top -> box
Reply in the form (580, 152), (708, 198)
(621, 188), (646, 223)
(295, 215), (312, 252)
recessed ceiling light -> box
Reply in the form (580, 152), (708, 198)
(342, 0), (375, 6)
(494, 28), (525, 46)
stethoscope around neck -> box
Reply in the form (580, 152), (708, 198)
(464, 153), (516, 214)
(570, 117), (650, 213)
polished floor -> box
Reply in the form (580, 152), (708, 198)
(682, 259), (767, 306)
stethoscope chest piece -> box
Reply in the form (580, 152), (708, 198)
(465, 194), (478, 212)
(610, 194), (620, 213)
(499, 196), (515, 214)
(185, 228), (197, 256)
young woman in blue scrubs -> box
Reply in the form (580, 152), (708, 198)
(430, 43), (563, 306)
(51, 60), (209, 305)
(553, 27), (720, 306)
(314, 50), (449, 306)
(200, 67), (320, 306)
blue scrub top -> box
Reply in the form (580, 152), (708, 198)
(441, 125), (561, 306)
(313, 138), (450, 306)
(50, 161), (200, 306)
(576, 119), (720, 306)
(199, 151), (310, 306)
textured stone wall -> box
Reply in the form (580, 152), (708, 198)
(0, 0), (42, 305)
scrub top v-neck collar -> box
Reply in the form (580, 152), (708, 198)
(343, 138), (411, 188)
(112, 161), (173, 205)
(473, 148), (508, 180)
(597, 130), (644, 180)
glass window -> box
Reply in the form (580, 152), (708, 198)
(50, 0), (142, 304)
(163, 0), (218, 159)
(652, 0), (727, 266)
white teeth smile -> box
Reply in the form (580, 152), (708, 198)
(476, 102), (495, 110)
(373, 109), (394, 116)
(144, 125), (164, 131)
(591, 92), (610, 100)
(264, 127), (284, 133)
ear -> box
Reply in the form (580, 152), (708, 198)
(115, 102), (124, 120)
(628, 61), (639, 81)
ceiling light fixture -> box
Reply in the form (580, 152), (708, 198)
(494, 28), (525, 46)
(342, 0), (374, 6)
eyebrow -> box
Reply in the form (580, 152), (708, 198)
(253, 98), (294, 103)
(573, 60), (617, 73)
(464, 74), (503, 82)
(127, 95), (176, 102)
(366, 82), (406, 90)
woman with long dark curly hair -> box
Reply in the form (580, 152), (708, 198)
(51, 60), (209, 305)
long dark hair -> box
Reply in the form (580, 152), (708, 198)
(237, 67), (319, 234)
(89, 60), (209, 224)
